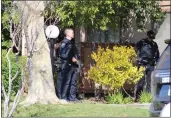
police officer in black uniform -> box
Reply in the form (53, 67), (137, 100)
(135, 30), (159, 98)
(57, 28), (78, 101)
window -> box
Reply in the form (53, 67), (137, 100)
(158, 84), (170, 98)
(87, 27), (120, 43)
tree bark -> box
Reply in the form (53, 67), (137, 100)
(15, 1), (65, 105)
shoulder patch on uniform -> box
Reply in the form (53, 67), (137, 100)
(68, 43), (73, 48)
(61, 43), (66, 48)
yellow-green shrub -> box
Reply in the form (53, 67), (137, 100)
(88, 46), (145, 90)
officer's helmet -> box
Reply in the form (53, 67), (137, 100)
(147, 30), (155, 40)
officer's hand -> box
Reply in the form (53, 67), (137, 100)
(72, 57), (78, 63)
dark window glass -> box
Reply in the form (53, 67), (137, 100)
(87, 27), (120, 43)
(158, 85), (170, 97)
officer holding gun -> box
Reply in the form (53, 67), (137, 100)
(134, 30), (159, 100)
(56, 28), (75, 100)
(57, 28), (81, 102)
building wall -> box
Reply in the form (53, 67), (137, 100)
(121, 15), (152, 44)
(155, 13), (170, 55)
(156, 1), (171, 54)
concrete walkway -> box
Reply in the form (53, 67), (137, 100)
(108, 103), (151, 109)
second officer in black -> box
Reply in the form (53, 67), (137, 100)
(135, 30), (159, 98)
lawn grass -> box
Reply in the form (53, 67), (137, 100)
(10, 101), (149, 117)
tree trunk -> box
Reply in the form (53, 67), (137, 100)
(15, 1), (65, 105)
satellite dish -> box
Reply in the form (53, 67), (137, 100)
(160, 102), (170, 117)
(45, 25), (60, 39)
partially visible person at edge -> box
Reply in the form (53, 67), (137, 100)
(68, 39), (81, 102)
(134, 30), (160, 100)
(56, 28), (79, 102)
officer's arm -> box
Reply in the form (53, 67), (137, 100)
(155, 43), (160, 61)
(135, 41), (143, 60)
(74, 50), (79, 59)
(135, 41), (142, 52)
(135, 41), (143, 65)
(60, 44), (73, 60)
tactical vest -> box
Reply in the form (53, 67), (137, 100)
(137, 39), (158, 66)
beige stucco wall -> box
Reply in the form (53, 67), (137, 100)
(121, 15), (152, 43)
(155, 13), (170, 55)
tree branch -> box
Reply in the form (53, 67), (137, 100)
(10, 20), (13, 39)
(6, 48), (12, 81)
(8, 67), (26, 117)
(12, 54), (20, 83)
(12, 70), (19, 82)
(53, 17), (60, 25)
(4, 48), (13, 117)
(2, 81), (7, 99)
(122, 87), (134, 99)
(9, 18), (22, 52)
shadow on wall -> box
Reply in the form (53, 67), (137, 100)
(121, 12), (152, 44)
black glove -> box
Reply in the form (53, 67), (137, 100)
(75, 60), (83, 73)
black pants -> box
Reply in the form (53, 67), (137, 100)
(68, 67), (78, 101)
(57, 65), (78, 100)
(134, 65), (154, 100)
(57, 69), (62, 99)
(145, 66), (154, 92)
(61, 65), (74, 100)
(57, 66), (71, 100)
